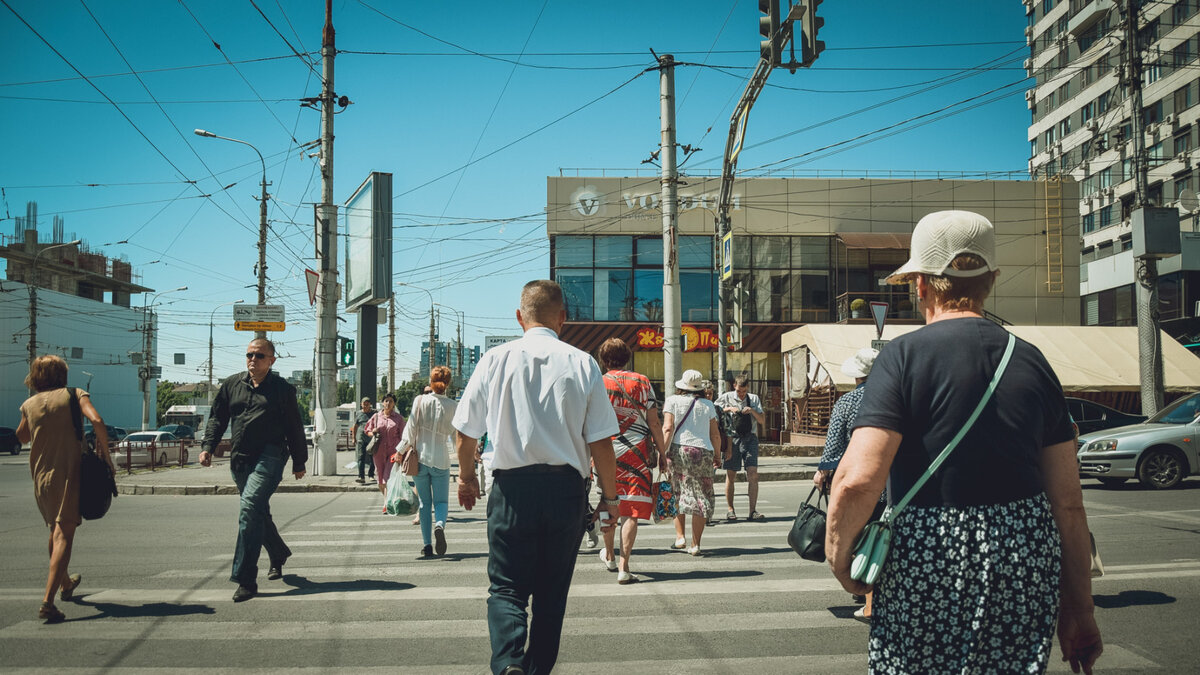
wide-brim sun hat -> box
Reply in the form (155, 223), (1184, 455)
(885, 210), (998, 285)
(841, 347), (880, 379)
(675, 369), (705, 392)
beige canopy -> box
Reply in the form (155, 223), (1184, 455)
(781, 324), (1200, 394)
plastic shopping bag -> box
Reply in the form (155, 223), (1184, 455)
(384, 469), (417, 515)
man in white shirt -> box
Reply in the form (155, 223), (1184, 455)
(453, 280), (620, 675)
(716, 375), (766, 522)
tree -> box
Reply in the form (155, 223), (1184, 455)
(379, 374), (389, 395)
(393, 378), (425, 417)
(297, 390), (313, 425)
(337, 380), (355, 405)
(156, 381), (188, 424)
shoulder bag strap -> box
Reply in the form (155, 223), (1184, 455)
(66, 387), (84, 442)
(887, 332), (1017, 520)
(675, 396), (699, 430)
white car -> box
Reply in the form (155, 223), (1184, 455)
(113, 431), (188, 467)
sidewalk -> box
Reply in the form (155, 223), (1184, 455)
(115, 450), (821, 496)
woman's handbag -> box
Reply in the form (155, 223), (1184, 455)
(400, 448), (420, 476)
(651, 468), (676, 523)
(788, 485), (828, 562)
(364, 413), (381, 455)
(849, 333), (1017, 586)
(67, 388), (117, 520)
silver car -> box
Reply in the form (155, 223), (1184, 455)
(1077, 391), (1200, 489)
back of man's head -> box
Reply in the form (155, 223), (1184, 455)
(520, 280), (564, 325)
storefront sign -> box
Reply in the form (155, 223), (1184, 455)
(635, 325), (732, 352)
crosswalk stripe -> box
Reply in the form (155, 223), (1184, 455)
(279, 530), (795, 546)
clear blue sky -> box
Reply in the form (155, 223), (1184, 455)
(1, 0), (1031, 383)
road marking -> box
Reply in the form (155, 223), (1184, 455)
(278, 530), (796, 546)
(1087, 508), (1200, 525)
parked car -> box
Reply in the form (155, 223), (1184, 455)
(157, 424), (195, 440)
(1065, 397), (1146, 436)
(1077, 391), (1200, 489)
(113, 431), (188, 467)
(304, 425), (315, 446)
(0, 426), (19, 455)
(111, 427), (129, 442)
(83, 423), (121, 451)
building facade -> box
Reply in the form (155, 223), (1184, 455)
(1025, 0), (1200, 328)
(548, 175), (1080, 440)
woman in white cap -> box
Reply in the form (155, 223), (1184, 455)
(661, 369), (722, 556)
(814, 347), (882, 620)
(825, 211), (1102, 673)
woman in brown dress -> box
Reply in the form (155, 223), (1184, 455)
(16, 355), (114, 624)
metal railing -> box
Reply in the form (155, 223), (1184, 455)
(834, 291), (920, 324)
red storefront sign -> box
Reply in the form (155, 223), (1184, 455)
(635, 325), (733, 352)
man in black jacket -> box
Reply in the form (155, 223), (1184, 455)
(200, 337), (307, 602)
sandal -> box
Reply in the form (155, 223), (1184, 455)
(748, 511), (766, 522)
(726, 510), (738, 522)
(60, 574), (81, 601)
(670, 538), (687, 550)
(38, 602), (65, 624)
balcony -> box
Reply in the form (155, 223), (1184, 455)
(835, 291), (922, 324)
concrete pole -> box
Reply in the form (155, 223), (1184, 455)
(388, 294), (395, 394)
(313, 0), (339, 474)
(659, 54), (682, 395)
(1125, 0), (1164, 415)
(256, 164), (269, 340)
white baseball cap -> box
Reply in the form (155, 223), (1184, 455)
(885, 210), (997, 285)
(841, 347), (880, 379)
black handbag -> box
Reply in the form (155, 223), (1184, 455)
(67, 388), (117, 520)
(787, 485), (828, 562)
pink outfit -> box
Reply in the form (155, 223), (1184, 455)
(364, 410), (405, 486)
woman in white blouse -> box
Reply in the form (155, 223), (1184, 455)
(661, 369), (722, 556)
(397, 366), (459, 557)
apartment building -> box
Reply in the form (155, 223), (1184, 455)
(1025, 0), (1200, 327)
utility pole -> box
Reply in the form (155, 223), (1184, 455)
(312, 0), (339, 475)
(456, 315), (463, 388)
(388, 293), (395, 395)
(429, 304), (436, 377)
(658, 53), (682, 394)
(1125, 0), (1164, 414)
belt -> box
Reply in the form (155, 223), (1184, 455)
(493, 464), (578, 476)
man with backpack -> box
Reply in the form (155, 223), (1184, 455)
(716, 375), (765, 522)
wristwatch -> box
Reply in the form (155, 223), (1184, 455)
(601, 495), (620, 506)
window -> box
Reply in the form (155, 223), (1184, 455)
(680, 271), (715, 321)
(593, 236), (631, 267)
(1174, 0), (1197, 26)
(1059, 118), (1072, 137)
(594, 269), (634, 321)
(1045, 128), (1056, 146)
(1143, 100), (1163, 126)
(1083, 212), (1096, 233)
(678, 235), (713, 269)
(789, 272), (830, 323)
(1031, 139), (1039, 157)
(792, 237), (830, 270)
(556, 269), (594, 320)
(1120, 234), (1132, 252)
(1148, 181), (1164, 206)
(1080, 100), (1095, 123)
(1172, 39), (1194, 68)
(1100, 205), (1114, 228)
(1149, 141), (1165, 163)
(634, 236), (662, 267)
(1175, 130), (1193, 155)
(1175, 84), (1193, 114)
(1096, 240), (1114, 260)
(752, 236), (790, 268)
(632, 269), (663, 321)
(1098, 166), (1113, 188)
(1144, 61), (1161, 85)
(1097, 93), (1109, 114)
(752, 270), (790, 322)
(1042, 0), (1055, 14)
(555, 236), (592, 268)
(1175, 172), (1193, 199)
(1082, 174), (1097, 195)
(1081, 245), (1096, 262)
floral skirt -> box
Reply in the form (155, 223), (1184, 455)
(869, 493), (1062, 674)
(667, 444), (715, 518)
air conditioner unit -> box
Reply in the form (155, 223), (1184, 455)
(1085, 119), (1099, 132)
(1025, 89), (1036, 102)
(1163, 114), (1175, 127)
(1024, 58), (1033, 71)
(1024, 25), (1035, 39)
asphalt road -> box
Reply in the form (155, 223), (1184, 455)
(0, 453), (1196, 673)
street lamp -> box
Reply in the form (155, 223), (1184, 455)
(26, 239), (82, 389)
(209, 299), (246, 404)
(194, 128), (269, 339)
(142, 285), (187, 430)
(397, 282), (436, 377)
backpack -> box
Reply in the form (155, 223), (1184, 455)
(727, 410), (753, 437)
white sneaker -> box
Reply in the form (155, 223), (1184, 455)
(853, 606), (870, 623)
(617, 570), (639, 585)
(584, 527), (598, 549)
(599, 549), (617, 572)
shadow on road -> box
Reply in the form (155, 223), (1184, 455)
(276, 574), (414, 596)
(1093, 589), (1175, 609)
(637, 569), (763, 582)
(1082, 479), (1200, 491)
(69, 597), (216, 621)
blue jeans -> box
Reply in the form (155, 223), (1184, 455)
(229, 445), (291, 587)
(486, 468), (585, 675)
(413, 463), (449, 546)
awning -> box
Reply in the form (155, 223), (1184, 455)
(781, 324), (1200, 394)
(835, 232), (911, 249)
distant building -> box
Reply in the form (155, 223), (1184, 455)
(419, 340), (482, 387)
(0, 202), (154, 429)
(338, 367), (358, 387)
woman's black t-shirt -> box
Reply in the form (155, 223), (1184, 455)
(852, 317), (1074, 508)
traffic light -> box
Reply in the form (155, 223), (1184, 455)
(759, 0), (780, 65)
(338, 336), (355, 367)
(799, 0), (825, 66)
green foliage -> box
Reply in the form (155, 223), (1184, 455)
(156, 381), (188, 423)
(336, 380), (355, 406)
(297, 390), (313, 424)
(392, 378), (426, 417)
(850, 298), (867, 311)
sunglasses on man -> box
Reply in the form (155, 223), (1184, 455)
(246, 352), (270, 360)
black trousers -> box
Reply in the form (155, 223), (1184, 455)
(486, 467), (586, 675)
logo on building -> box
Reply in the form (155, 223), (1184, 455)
(635, 325), (730, 352)
(571, 185), (604, 217)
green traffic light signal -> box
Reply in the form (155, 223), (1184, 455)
(339, 337), (355, 366)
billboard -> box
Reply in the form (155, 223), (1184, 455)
(344, 172), (393, 312)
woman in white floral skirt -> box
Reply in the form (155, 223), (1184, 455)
(825, 211), (1102, 674)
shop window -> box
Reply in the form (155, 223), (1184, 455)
(555, 236), (592, 268)
(634, 236), (662, 267)
(752, 269), (790, 322)
(556, 269), (594, 320)
(731, 235), (752, 272)
(752, 236), (790, 269)
(594, 269), (634, 321)
(594, 236), (631, 268)
(789, 272), (830, 323)
(632, 269), (663, 321)
(678, 235), (713, 269)
(791, 236), (830, 270)
(680, 271), (715, 322)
